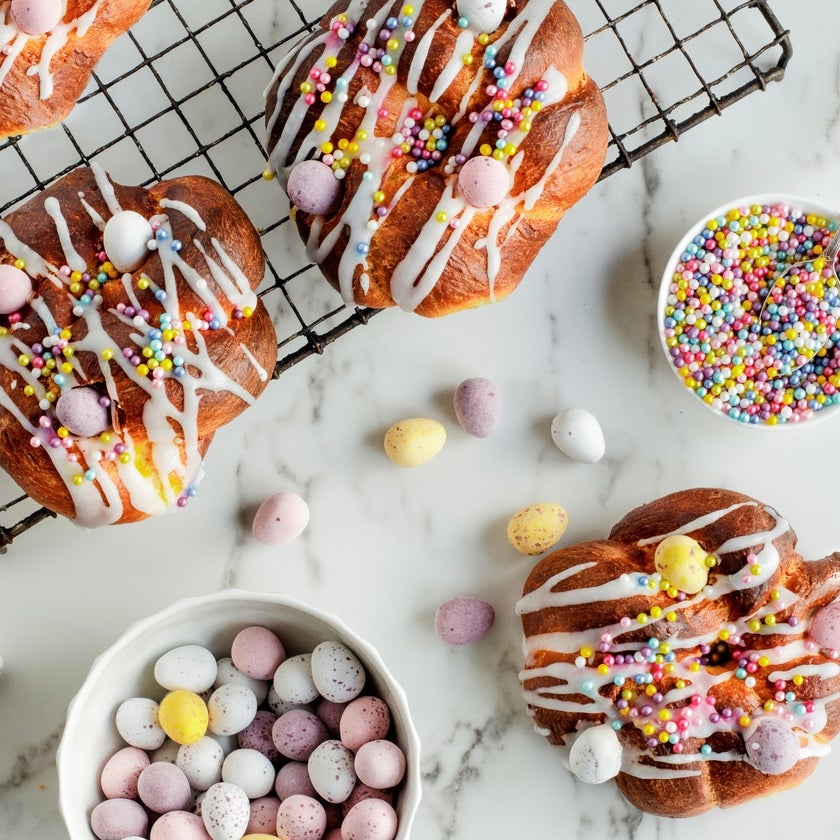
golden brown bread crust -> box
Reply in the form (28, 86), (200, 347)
(264, 0), (609, 317)
(518, 488), (840, 817)
(0, 166), (277, 526)
(0, 0), (151, 139)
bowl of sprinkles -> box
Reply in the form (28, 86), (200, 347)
(658, 194), (840, 426)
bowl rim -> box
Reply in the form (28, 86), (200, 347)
(57, 587), (422, 840)
(657, 192), (840, 430)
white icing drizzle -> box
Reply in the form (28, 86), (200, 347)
(159, 198), (208, 232)
(517, 499), (840, 785)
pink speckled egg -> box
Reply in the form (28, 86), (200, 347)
(275, 760), (318, 800)
(810, 601), (840, 650)
(10, 0), (63, 35)
(286, 160), (342, 216)
(137, 761), (192, 813)
(324, 831), (344, 840)
(341, 783), (394, 818)
(453, 377), (502, 438)
(340, 696), (391, 752)
(457, 156), (510, 208)
(149, 810), (212, 840)
(275, 794), (327, 840)
(341, 799), (398, 840)
(90, 798), (149, 840)
(744, 718), (801, 775)
(201, 781), (251, 840)
(247, 796), (281, 834)
(237, 710), (280, 762)
(272, 708), (328, 761)
(0, 263), (32, 314)
(100, 746), (150, 800)
(231, 626), (286, 680)
(354, 740), (406, 790)
(435, 597), (495, 645)
(253, 491), (311, 545)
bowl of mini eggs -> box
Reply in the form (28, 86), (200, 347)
(658, 193), (840, 427)
(57, 589), (421, 840)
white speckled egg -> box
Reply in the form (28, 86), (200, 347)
(202, 781), (251, 840)
(103, 210), (154, 273)
(550, 408), (605, 464)
(311, 641), (366, 703)
(455, 0), (506, 33)
(307, 740), (357, 803)
(115, 697), (167, 751)
(215, 657), (270, 704)
(273, 654), (319, 705)
(207, 683), (258, 736)
(155, 644), (218, 693)
(221, 748), (276, 799)
(177, 735), (225, 792)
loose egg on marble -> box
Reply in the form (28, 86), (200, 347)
(273, 653), (319, 704)
(158, 690), (210, 746)
(103, 210), (154, 273)
(231, 626), (286, 681)
(154, 644), (218, 693)
(177, 736), (225, 792)
(54, 386), (111, 438)
(339, 696), (391, 752)
(342, 798), (399, 840)
(252, 491), (311, 545)
(0, 263), (33, 314)
(275, 794), (327, 840)
(507, 502), (569, 556)
(307, 740), (357, 803)
(550, 408), (605, 464)
(453, 377), (501, 438)
(221, 748), (275, 799)
(383, 418), (446, 467)
(202, 781), (251, 840)
(455, 0), (506, 33)
(434, 596), (495, 645)
(100, 746), (150, 800)
(137, 761), (192, 813)
(90, 798), (149, 840)
(207, 682), (258, 737)
(10, 0), (63, 35)
(115, 697), (167, 751)
(809, 601), (840, 649)
(311, 640), (366, 703)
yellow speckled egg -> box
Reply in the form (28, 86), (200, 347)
(384, 418), (446, 467)
(158, 689), (209, 745)
(507, 503), (568, 556)
(654, 534), (710, 594)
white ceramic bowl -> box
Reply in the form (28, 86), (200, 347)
(57, 589), (422, 840)
(657, 193), (840, 428)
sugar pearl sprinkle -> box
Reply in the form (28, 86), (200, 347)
(662, 202), (840, 425)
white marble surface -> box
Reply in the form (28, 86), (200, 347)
(4, 0), (840, 837)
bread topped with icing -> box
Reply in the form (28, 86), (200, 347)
(264, 0), (608, 317)
(518, 488), (840, 817)
(0, 0), (151, 139)
(0, 164), (277, 527)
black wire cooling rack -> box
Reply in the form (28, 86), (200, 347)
(0, 0), (791, 550)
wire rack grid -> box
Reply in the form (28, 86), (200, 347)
(0, 0), (791, 550)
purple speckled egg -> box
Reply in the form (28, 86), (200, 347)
(137, 761), (192, 813)
(341, 798), (398, 840)
(55, 386), (110, 437)
(435, 597), (495, 645)
(0, 263), (32, 313)
(453, 378), (501, 438)
(272, 708), (328, 761)
(201, 781), (251, 840)
(252, 491), (311, 545)
(275, 793), (327, 840)
(744, 718), (801, 775)
(316, 697), (348, 735)
(810, 601), (840, 650)
(100, 746), (150, 800)
(237, 709), (280, 762)
(274, 760), (318, 800)
(456, 156), (510, 208)
(354, 740), (406, 790)
(90, 798), (149, 840)
(340, 696), (391, 752)
(247, 795), (281, 833)
(149, 810), (212, 840)
(286, 160), (342, 216)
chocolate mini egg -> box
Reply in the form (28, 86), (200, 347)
(215, 657), (270, 704)
(507, 502), (568, 556)
(342, 799), (398, 840)
(231, 626), (286, 680)
(10, 0), (63, 35)
(384, 418), (446, 467)
(455, 0), (506, 33)
(177, 735), (225, 791)
(103, 210), (154, 273)
(115, 697), (166, 751)
(0, 264), (32, 314)
(550, 408), (605, 464)
(568, 723), (623, 784)
(148, 810), (211, 839)
(744, 718), (801, 775)
(247, 796), (281, 834)
(810, 601), (840, 650)
(435, 596), (495, 645)
(311, 640), (366, 703)
(271, 709), (328, 761)
(202, 781), (251, 840)
(252, 491), (311, 545)
(275, 761), (318, 800)
(99, 746), (150, 800)
(222, 748), (276, 799)
(90, 798), (149, 840)
(158, 690), (209, 746)
(54, 387), (111, 438)
(654, 534), (710, 595)
(286, 160), (342, 216)
(273, 653), (319, 704)
(307, 740), (356, 803)
(154, 644), (218, 693)
(237, 710), (281, 762)
(354, 740), (406, 789)
(457, 156), (510, 208)
(453, 377), (501, 438)
(137, 761), (192, 813)
(340, 696), (391, 752)
(207, 683), (258, 736)
(276, 794), (327, 840)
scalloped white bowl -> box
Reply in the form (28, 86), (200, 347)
(57, 589), (422, 840)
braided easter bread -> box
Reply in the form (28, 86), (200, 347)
(0, 0), (151, 139)
(0, 164), (277, 527)
(518, 488), (840, 817)
(264, 0), (608, 317)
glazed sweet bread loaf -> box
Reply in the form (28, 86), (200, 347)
(518, 488), (840, 817)
(264, 0), (608, 317)
(0, 0), (151, 139)
(0, 165), (277, 527)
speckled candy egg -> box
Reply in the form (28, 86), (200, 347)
(341, 783), (394, 818)
(100, 746), (150, 800)
(383, 418), (446, 467)
(316, 697), (347, 735)
(506, 502), (569, 556)
(455, 0), (506, 32)
(252, 491), (311, 545)
(311, 640), (366, 703)
(568, 723), (623, 784)
(159, 689), (209, 745)
(155, 644), (218, 693)
(237, 710), (280, 762)
(453, 377), (501, 438)
(273, 653), (319, 704)
(272, 708), (328, 761)
(115, 697), (166, 751)
(149, 810), (212, 839)
(286, 159), (343, 216)
(354, 740), (406, 789)
(103, 209), (154, 273)
(222, 748), (276, 799)
(10, 0), (63, 35)
(0, 263), (32, 314)
(275, 794), (327, 840)
(340, 696), (391, 752)
(457, 156), (510, 208)
(201, 781), (251, 840)
(274, 761), (318, 800)
(90, 798), (149, 840)
(207, 682), (258, 736)
(810, 601), (840, 649)
(654, 534), (710, 595)
(434, 597), (495, 645)
(341, 799), (399, 840)
(137, 761), (192, 813)
(550, 408), (605, 464)
(231, 626), (287, 680)
(215, 657), (270, 704)
(54, 386), (111, 438)
(247, 796), (281, 834)
(177, 736), (225, 791)
(745, 718), (801, 775)
(308, 740), (357, 803)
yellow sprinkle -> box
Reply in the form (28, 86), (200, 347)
(637, 613), (648, 625)
(57, 427), (69, 439)
(596, 664), (609, 676)
(101, 348), (113, 361)
(262, 168), (276, 181)
(320, 91), (333, 103)
(479, 144), (492, 156)
(718, 629), (730, 641)
(71, 474), (85, 486)
(739, 715), (751, 727)
(764, 614), (776, 626)
(793, 675), (804, 686)
(650, 606), (662, 618)
(325, 56), (337, 68)
(658, 732), (670, 743)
